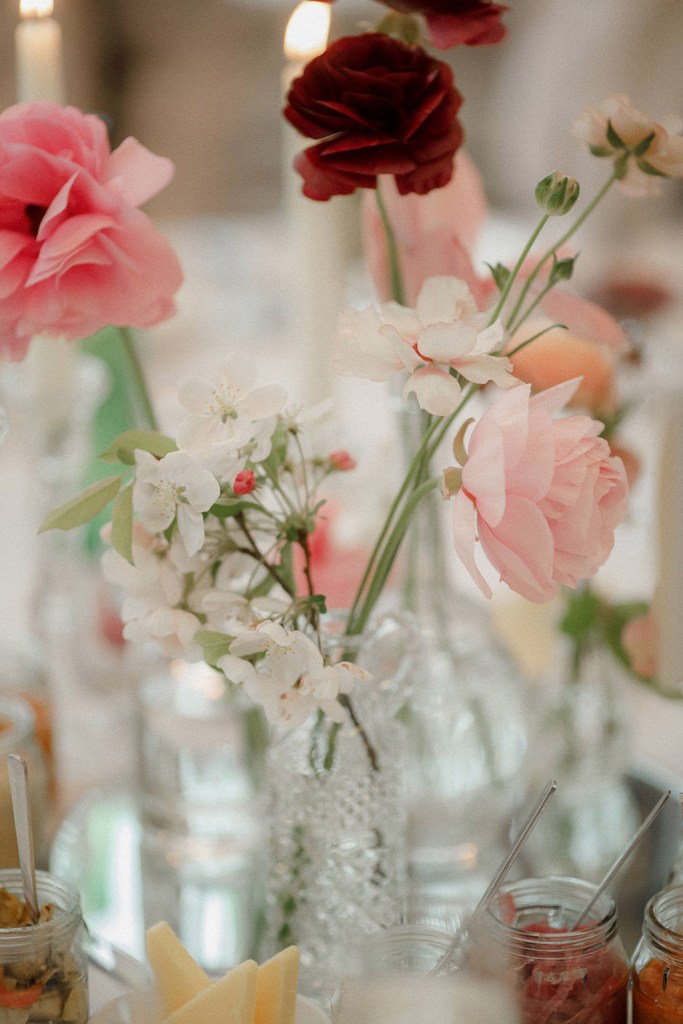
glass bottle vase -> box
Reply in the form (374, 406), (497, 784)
(260, 616), (412, 1005)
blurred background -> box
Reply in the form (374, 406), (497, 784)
(0, 0), (681, 224)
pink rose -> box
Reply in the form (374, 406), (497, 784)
(362, 151), (488, 306)
(451, 380), (629, 603)
(0, 102), (183, 360)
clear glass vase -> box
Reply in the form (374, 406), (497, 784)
(260, 616), (412, 1005)
(394, 402), (530, 916)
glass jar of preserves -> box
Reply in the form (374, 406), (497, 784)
(0, 869), (88, 1023)
(480, 876), (629, 1024)
(0, 695), (49, 869)
(632, 883), (683, 1023)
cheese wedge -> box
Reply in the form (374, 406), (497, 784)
(254, 946), (300, 1024)
(146, 921), (212, 1016)
(164, 959), (259, 1024)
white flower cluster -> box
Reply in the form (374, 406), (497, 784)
(101, 353), (364, 727)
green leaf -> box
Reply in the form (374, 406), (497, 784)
(485, 262), (511, 292)
(194, 630), (234, 668)
(99, 429), (177, 465)
(550, 255), (577, 284)
(38, 475), (122, 533)
(606, 119), (625, 150)
(110, 485), (134, 564)
(210, 498), (262, 519)
(632, 132), (655, 158)
(262, 422), (289, 477)
(636, 158), (666, 177)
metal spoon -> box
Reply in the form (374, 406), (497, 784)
(430, 778), (558, 975)
(569, 788), (671, 930)
(7, 753), (39, 924)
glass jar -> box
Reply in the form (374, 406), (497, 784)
(481, 876), (629, 1024)
(0, 696), (49, 868)
(632, 884), (683, 1023)
(332, 924), (519, 1024)
(0, 868), (88, 1023)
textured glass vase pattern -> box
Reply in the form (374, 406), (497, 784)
(262, 617), (411, 1003)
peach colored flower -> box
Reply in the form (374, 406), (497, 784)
(622, 609), (659, 679)
(508, 320), (617, 416)
(0, 102), (183, 360)
(362, 152), (488, 307)
(573, 94), (683, 196)
(451, 380), (629, 603)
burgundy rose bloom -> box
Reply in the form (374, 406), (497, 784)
(381, 0), (509, 49)
(284, 33), (464, 201)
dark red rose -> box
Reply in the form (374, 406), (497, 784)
(284, 33), (464, 200)
(381, 0), (509, 49)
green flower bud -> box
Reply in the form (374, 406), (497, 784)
(535, 172), (581, 216)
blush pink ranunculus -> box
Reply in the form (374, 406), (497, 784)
(362, 151), (488, 307)
(621, 608), (659, 679)
(451, 380), (629, 603)
(0, 102), (183, 360)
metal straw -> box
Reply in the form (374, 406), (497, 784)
(7, 754), (39, 924)
(570, 788), (671, 930)
(430, 778), (557, 975)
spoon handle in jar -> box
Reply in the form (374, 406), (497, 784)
(7, 753), (39, 924)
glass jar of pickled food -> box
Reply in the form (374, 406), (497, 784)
(632, 883), (683, 1023)
(480, 876), (629, 1024)
(0, 869), (88, 1023)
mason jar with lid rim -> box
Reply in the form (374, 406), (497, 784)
(0, 695), (49, 868)
(479, 876), (629, 1024)
(0, 868), (88, 1023)
(632, 883), (683, 1023)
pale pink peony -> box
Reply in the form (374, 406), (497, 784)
(362, 153), (488, 307)
(451, 380), (629, 603)
(622, 609), (659, 679)
(573, 94), (683, 196)
(0, 102), (183, 359)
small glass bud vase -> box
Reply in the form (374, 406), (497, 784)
(0, 869), (88, 1024)
(481, 876), (629, 1024)
(631, 883), (683, 1023)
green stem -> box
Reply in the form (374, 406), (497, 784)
(488, 214), (549, 326)
(505, 169), (619, 331)
(350, 476), (440, 635)
(375, 182), (406, 307)
(118, 326), (158, 431)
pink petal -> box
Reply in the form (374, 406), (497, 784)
(106, 136), (175, 207)
(478, 496), (556, 603)
(452, 490), (492, 599)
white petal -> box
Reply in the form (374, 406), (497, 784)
(237, 384), (288, 420)
(176, 505), (206, 557)
(403, 367), (462, 416)
(416, 276), (474, 325)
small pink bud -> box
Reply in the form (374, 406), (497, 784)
(329, 450), (356, 472)
(234, 470), (255, 495)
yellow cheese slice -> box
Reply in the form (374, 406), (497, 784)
(164, 959), (258, 1024)
(254, 946), (300, 1024)
(145, 921), (212, 1016)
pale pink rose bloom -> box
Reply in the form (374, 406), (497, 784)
(0, 102), (183, 359)
(573, 94), (683, 196)
(621, 609), (659, 679)
(362, 153), (488, 306)
(451, 380), (629, 603)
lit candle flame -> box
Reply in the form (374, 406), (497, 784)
(284, 1), (331, 63)
(20, 0), (54, 18)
